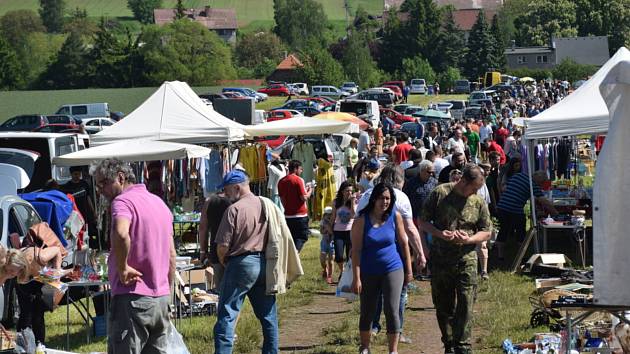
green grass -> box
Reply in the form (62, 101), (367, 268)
(0, 0), (384, 26)
(43, 239), (328, 353)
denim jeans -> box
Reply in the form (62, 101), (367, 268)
(372, 283), (408, 332)
(213, 254), (278, 354)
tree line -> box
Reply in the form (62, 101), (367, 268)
(0, 0), (627, 91)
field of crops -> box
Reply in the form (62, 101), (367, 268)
(0, 0), (383, 26)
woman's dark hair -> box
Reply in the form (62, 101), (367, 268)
(358, 182), (396, 222)
(334, 181), (354, 209)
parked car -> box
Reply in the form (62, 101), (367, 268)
(32, 123), (82, 133)
(273, 99), (322, 111)
(393, 104), (412, 114)
(254, 135), (288, 148)
(82, 117), (116, 134)
(409, 78), (427, 94)
(294, 106), (322, 117)
(301, 97), (334, 107)
(222, 91), (248, 99)
(469, 90), (496, 106)
(337, 99), (381, 128)
(382, 85), (403, 101)
(332, 133), (353, 149)
(380, 108), (415, 125)
(341, 82), (359, 94)
(55, 103), (110, 121)
(382, 80), (406, 93)
(266, 110), (299, 122)
(448, 100), (467, 120)
(454, 79), (471, 94)
(311, 85), (350, 99)
(222, 87), (267, 102)
(291, 83), (309, 95)
(199, 93), (228, 103)
(349, 91), (394, 107)
(258, 84), (291, 96)
(464, 106), (483, 120)
(110, 111), (125, 121)
(317, 96), (338, 105)
(400, 121), (425, 139)
(403, 106), (424, 116)
(46, 114), (81, 125)
(436, 102), (453, 112)
(0, 115), (49, 132)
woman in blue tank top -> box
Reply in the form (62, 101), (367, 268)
(351, 182), (413, 354)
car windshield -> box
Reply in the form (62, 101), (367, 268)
(411, 80), (425, 85)
(450, 101), (465, 109)
(471, 93), (485, 99)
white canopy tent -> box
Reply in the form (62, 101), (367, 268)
(53, 140), (212, 166)
(524, 47), (630, 139)
(593, 59), (630, 306)
(91, 81), (245, 146)
(244, 116), (352, 137)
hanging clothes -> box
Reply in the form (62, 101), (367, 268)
(239, 145), (259, 180)
(313, 158), (336, 221)
(205, 149), (224, 194)
(291, 141), (315, 184)
(557, 138), (572, 179)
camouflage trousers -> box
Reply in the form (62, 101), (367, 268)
(430, 251), (478, 354)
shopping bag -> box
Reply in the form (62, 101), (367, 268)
(167, 322), (190, 354)
(335, 259), (357, 301)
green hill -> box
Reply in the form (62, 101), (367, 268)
(0, 0), (384, 26)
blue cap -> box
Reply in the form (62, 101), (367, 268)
(217, 169), (248, 189)
(367, 158), (380, 171)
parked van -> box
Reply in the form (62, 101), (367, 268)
(0, 132), (85, 191)
(409, 78), (427, 94)
(454, 80), (471, 94)
(311, 86), (349, 99)
(337, 99), (380, 128)
(55, 103), (110, 121)
(484, 72), (501, 88)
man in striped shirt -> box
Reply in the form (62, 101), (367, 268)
(495, 171), (557, 260)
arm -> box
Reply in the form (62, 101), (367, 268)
(198, 199), (210, 262)
(396, 213), (413, 284)
(328, 205), (337, 235)
(111, 216), (142, 285)
(301, 185), (313, 201)
(37, 246), (63, 270)
(350, 216), (364, 294)
(417, 219), (455, 242)
(217, 245), (229, 266)
(536, 196), (559, 216)
(402, 217), (426, 269)
(169, 235), (176, 288)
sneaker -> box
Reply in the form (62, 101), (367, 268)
(480, 271), (489, 280)
(399, 334), (412, 344)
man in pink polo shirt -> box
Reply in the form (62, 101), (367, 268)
(91, 158), (175, 354)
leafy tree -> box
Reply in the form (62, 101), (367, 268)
(235, 31), (285, 71)
(379, 7), (407, 74)
(399, 55), (435, 84)
(496, 0), (529, 46)
(435, 6), (465, 72)
(64, 7), (98, 37)
(514, 0), (577, 46)
(490, 14), (506, 70)
(127, 0), (162, 24)
(574, 0), (630, 54)
(20, 32), (65, 87)
(38, 31), (90, 88)
(296, 43), (345, 85)
(0, 35), (22, 89)
(353, 5), (379, 41)
(505, 67), (552, 82)
(86, 19), (131, 87)
(464, 10), (497, 80)
(341, 33), (381, 89)
(0, 10), (45, 48)
(552, 58), (597, 83)
(399, 0), (443, 70)
(174, 0), (186, 20)
(273, 0), (330, 49)
(39, 0), (66, 33)
(138, 20), (236, 85)
(437, 66), (461, 93)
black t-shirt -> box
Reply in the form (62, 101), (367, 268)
(61, 180), (94, 220)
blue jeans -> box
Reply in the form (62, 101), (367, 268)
(372, 283), (408, 332)
(213, 254), (278, 354)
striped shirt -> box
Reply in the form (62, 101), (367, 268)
(497, 172), (543, 214)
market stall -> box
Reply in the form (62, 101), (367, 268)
(244, 115), (352, 137)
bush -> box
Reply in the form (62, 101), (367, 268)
(399, 55), (436, 83)
(505, 68), (552, 82)
(438, 67), (461, 93)
(552, 58), (598, 83)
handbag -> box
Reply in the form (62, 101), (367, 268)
(335, 259), (357, 301)
(167, 322), (190, 354)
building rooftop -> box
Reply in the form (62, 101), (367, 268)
(452, 8), (496, 31)
(275, 54), (303, 70)
(504, 47), (554, 55)
(154, 7), (237, 29)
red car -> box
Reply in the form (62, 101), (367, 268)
(383, 85), (403, 100)
(32, 123), (83, 133)
(382, 80), (406, 93)
(258, 84), (290, 96)
(266, 110), (295, 122)
(380, 108), (415, 125)
(254, 135), (287, 149)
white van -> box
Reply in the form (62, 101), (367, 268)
(55, 103), (110, 121)
(291, 83), (309, 96)
(409, 79), (427, 94)
(311, 85), (349, 99)
(337, 99), (380, 129)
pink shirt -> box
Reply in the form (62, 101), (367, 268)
(110, 184), (173, 297)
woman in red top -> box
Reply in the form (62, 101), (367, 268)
(495, 122), (509, 148)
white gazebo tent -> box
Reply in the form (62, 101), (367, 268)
(53, 140), (212, 166)
(244, 116), (352, 137)
(91, 81), (245, 146)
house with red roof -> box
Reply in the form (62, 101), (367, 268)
(266, 54), (304, 83)
(154, 6), (237, 43)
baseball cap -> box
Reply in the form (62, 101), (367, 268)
(367, 158), (380, 171)
(216, 170), (248, 190)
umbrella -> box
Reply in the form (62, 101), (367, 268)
(313, 112), (370, 130)
(416, 109), (450, 119)
(518, 77), (536, 83)
(52, 140), (212, 166)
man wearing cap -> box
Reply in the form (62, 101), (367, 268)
(278, 160), (312, 252)
(214, 170), (279, 353)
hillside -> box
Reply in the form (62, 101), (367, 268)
(0, 0), (384, 26)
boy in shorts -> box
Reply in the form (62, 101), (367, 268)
(320, 206), (335, 284)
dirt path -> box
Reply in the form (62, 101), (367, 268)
(278, 280), (444, 353)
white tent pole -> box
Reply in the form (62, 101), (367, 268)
(528, 138), (540, 253)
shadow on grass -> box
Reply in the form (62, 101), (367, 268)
(45, 324), (107, 352)
(407, 306), (435, 312)
(313, 290), (336, 296)
(279, 344), (320, 351)
(307, 309), (350, 315)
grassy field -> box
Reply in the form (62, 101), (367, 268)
(0, 88), (468, 123)
(0, 0), (383, 26)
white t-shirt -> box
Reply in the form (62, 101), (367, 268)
(357, 131), (370, 154)
(433, 158), (449, 174)
(477, 183), (491, 204)
(356, 188), (412, 220)
(447, 138), (465, 154)
(479, 125), (493, 142)
(267, 164), (286, 195)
